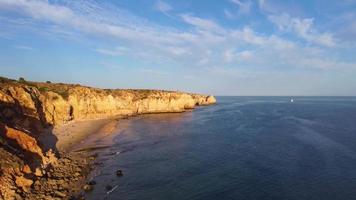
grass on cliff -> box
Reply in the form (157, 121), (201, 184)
(37, 86), (70, 100)
(23, 82), (71, 100)
(0, 76), (16, 84)
(36, 85), (71, 100)
(0, 76), (180, 101)
(0, 76), (71, 100)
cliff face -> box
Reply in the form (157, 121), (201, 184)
(0, 78), (216, 198)
(0, 83), (216, 126)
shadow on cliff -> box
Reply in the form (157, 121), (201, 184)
(0, 101), (59, 171)
(0, 123), (43, 170)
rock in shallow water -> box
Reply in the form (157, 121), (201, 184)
(105, 185), (112, 191)
(54, 191), (66, 198)
(88, 180), (96, 185)
(116, 169), (123, 177)
(83, 184), (94, 192)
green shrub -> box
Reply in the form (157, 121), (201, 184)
(18, 77), (26, 82)
(0, 136), (6, 145)
(56, 90), (69, 100)
(0, 76), (13, 83)
(38, 87), (49, 92)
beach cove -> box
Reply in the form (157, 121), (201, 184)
(0, 77), (216, 199)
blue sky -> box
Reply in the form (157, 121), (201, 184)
(0, 0), (356, 95)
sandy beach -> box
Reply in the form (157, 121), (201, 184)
(0, 78), (216, 199)
(54, 118), (121, 152)
(0, 118), (124, 199)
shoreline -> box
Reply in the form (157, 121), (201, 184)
(1, 110), (212, 199)
(53, 117), (121, 152)
(51, 109), (204, 198)
(9, 118), (123, 199)
(0, 78), (216, 199)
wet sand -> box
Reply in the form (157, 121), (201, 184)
(14, 118), (124, 199)
(54, 118), (120, 152)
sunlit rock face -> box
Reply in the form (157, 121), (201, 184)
(0, 79), (216, 198)
(0, 81), (216, 126)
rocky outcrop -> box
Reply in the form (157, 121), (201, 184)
(0, 123), (46, 163)
(1, 83), (216, 127)
(0, 78), (216, 199)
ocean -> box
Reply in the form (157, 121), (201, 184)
(85, 97), (356, 200)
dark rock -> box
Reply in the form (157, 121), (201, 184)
(54, 191), (66, 198)
(63, 158), (71, 163)
(116, 169), (123, 177)
(105, 185), (113, 191)
(44, 195), (52, 200)
(88, 153), (98, 160)
(75, 167), (82, 172)
(83, 184), (94, 192)
(69, 195), (85, 200)
(48, 180), (56, 185)
(88, 180), (96, 185)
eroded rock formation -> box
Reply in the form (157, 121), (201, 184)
(0, 77), (216, 199)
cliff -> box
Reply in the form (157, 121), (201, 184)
(0, 77), (216, 198)
(0, 79), (215, 125)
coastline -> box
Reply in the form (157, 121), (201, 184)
(0, 78), (216, 199)
(43, 112), (184, 198)
(0, 118), (121, 200)
(50, 108), (211, 198)
(53, 118), (120, 152)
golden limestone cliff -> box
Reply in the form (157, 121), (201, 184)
(0, 77), (216, 198)
(0, 81), (216, 126)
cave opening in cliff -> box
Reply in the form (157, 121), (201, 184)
(69, 106), (74, 119)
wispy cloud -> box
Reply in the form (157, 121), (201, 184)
(230, 0), (252, 15)
(224, 9), (235, 19)
(181, 14), (221, 31)
(138, 68), (168, 76)
(0, 0), (352, 72)
(268, 13), (335, 47)
(95, 47), (129, 56)
(154, 0), (172, 13)
(13, 45), (33, 50)
(224, 49), (253, 63)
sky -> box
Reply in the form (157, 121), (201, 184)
(0, 0), (356, 96)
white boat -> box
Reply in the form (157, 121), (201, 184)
(291, 99), (294, 103)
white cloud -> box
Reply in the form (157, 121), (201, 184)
(0, 0), (74, 22)
(223, 49), (235, 63)
(0, 0), (352, 72)
(181, 14), (221, 31)
(0, 0), (186, 47)
(331, 12), (356, 45)
(230, 0), (252, 15)
(223, 49), (253, 63)
(138, 68), (168, 76)
(258, 0), (266, 10)
(14, 45), (33, 50)
(166, 46), (191, 56)
(224, 9), (235, 19)
(154, 0), (172, 13)
(268, 13), (335, 47)
(95, 47), (129, 56)
(238, 50), (254, 60)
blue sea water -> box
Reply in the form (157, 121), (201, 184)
(85, 97), (356, 200)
